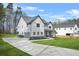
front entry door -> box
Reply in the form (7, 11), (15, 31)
(49, 31), (52, 37)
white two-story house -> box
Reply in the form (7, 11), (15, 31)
(16, 14), (56, 39)
(54, 21), (79, 36)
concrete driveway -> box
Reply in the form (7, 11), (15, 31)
(3, 38), (79, 56)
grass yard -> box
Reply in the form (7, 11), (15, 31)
(33, 36), (79, 50)
(0, 34), (31, 56)
(0, 34), (17, 38)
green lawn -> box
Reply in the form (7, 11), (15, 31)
(0, 34), (31, 56)
(0, 34), (17, 38)
(33, 36), (79, 50)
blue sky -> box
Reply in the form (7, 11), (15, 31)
(4, 3), (79, 22)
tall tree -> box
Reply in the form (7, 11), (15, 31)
(0, 3), (4, 33)
(0, 3), (4, 20)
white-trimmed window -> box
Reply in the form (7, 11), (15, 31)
(70, 28), (72, 30)
(41, 32), (43, 35)
(49, 26), (51, 29)
(37, 32), (39, 35)
(33, 32), (35, 35)
(36, 23), (40, 27)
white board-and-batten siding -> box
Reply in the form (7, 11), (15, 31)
(30, 17), (44, 37)
(16, 17), (27, 35)
(16, 16), (45, 37)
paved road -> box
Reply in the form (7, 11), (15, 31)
(3, 38), (79, 56)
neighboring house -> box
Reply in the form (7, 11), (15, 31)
(16, 15), (56, 39)
(54, 21), (79, 36)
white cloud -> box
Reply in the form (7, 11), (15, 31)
(38, 9), (45, 12)
(58, 17), (66, 21)
(66, 9), (79, 18)
(23, 6), (38, 11)
(49, 15), (67, 22)
(4, 4), (45, 12)
(28, 14), (36, 16)
(21, 6), (45, 12)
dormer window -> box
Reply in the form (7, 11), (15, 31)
(37, 23), (40, 27)
(49, 26), (51, 29)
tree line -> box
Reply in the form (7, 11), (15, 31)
(0, 3), (5, 33)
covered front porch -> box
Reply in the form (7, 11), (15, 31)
(44, 30), (56, 37)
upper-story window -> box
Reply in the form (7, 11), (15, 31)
(36, 23), (40, 27)
(49, 26), (51, 29)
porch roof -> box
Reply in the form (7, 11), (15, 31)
(45, 29), (57, 34)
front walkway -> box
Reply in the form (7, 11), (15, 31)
(3, 38), (79, 56)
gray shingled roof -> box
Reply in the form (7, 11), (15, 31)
(20, 15), (47, 25)
(77, 24), (79, 28)
(22, 15), (36, 24)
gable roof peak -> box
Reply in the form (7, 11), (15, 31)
(48, 21), (53, 25)
(49, 21), (52, 23)
(37, 15), (40, 17)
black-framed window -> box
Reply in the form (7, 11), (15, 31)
(41, 32), (43, 35)
(37, 32), (39, 35)
(70, 28), (72, 30)
(36, 23), (40, 27)
(33, 32), (35, 35)
(75, 28), (77, 30)
(49, 26), (51, 29)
